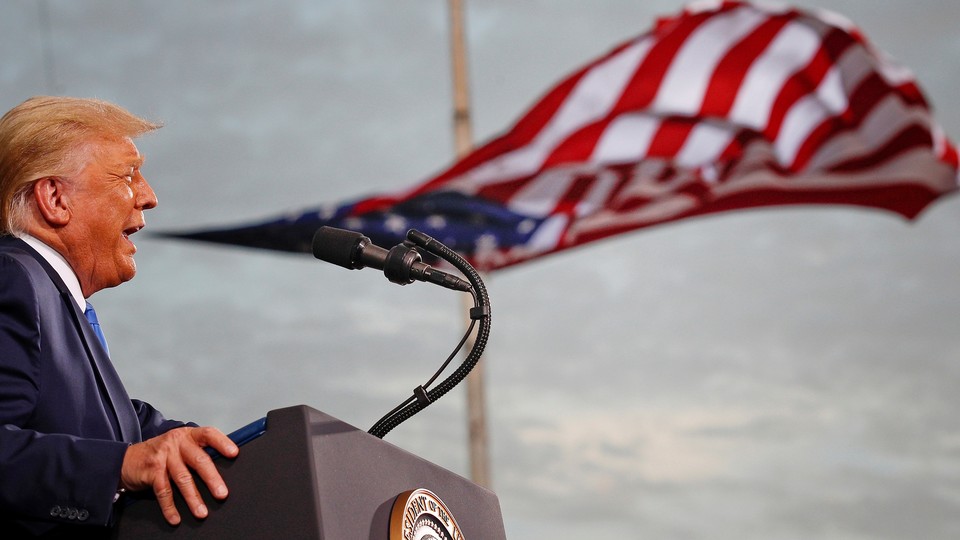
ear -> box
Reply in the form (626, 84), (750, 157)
(32, 177), (71, 226)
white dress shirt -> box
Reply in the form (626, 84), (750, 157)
(18, 233), (86, 310)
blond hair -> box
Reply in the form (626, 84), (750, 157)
(0, 96), (161, 234)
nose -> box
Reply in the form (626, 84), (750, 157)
(135, 174), (158, 210)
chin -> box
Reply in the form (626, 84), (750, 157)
(113, 259), (138, 286)
(120, 267), (138, 284)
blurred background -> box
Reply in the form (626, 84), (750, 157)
(2, 1), (958, 538)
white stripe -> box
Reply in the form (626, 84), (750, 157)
(816, 64), (851, 114)
(507, 166), (580, 216)
(451, 38), (654, 191)
(776, 43), (878, 167)
(676, 121), (735, 168)
(508, 164), (624, 219)
(522, 214), (568, 255)
(774, 92), (829, 166)
(576, 168), (621, 217)
(688, 1), (792, 17)
(807, 94), (931, 170)
(683, 0), (725, 15)
(569, 146), (954, 241)
(653, 5), (768, 116)
(932, 122), (948, 160)
(808, 6), (857, 36)
(871, 47), (915, 87)
(713, 146), (954, 192)
(728, 20), (822, 131)
(824, 44), (878, 109)
(590, 113), (660, 164)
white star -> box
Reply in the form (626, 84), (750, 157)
(426, 215), (448, 229)
(316, 205), (337, 220)
(475, 233), (499, 251)
(383, 214), (408, 233)
(516, 219), (536, 235)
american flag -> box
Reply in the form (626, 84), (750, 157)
(167, 1), (959, 271)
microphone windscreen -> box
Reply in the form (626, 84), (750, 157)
(312, 226), (366, 269)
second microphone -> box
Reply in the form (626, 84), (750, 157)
(312, 226), (472, 292)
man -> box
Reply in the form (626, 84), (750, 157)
(0, 96), (238, 537)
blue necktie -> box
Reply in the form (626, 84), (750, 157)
(84, 302), (110, 356)
(83, 300), (139, 442)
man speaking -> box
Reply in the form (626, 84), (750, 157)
(0, 96), (238, 537)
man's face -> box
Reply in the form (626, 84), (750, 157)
(63, 136), (158, 296)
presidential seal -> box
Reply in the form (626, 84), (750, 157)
(389, 488), (465, 540)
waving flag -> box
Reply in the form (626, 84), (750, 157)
(166, 1), (959, 271)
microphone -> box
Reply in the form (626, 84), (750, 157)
(312, 226), (472, 292)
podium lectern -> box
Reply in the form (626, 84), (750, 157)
(113, 405), (506, 539)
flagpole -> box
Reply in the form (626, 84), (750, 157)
(450, 0), (473, 157)
(448, 0), (491, 489)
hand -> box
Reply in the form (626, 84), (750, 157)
(120, 426), (239, 526)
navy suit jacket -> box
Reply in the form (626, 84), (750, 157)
(0, 237), (187, 536)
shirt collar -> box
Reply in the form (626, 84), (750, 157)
(18, 233), (86, 309)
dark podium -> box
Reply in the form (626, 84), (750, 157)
(113, 405), (506, 539)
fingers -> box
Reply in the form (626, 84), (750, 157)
(157, 447), (215, 523)
(193, 426), (240, 460)
(121, 426), (239, 526)
(182, 436), (229, 502)
(152, 475), (182, 526)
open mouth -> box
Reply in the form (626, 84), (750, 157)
(123, 224), (144, 245)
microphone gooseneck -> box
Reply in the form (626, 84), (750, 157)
(311, 226), (491, 439)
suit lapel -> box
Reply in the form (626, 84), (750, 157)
(1, 237), (141, 443)
(67, 293), (142, 443)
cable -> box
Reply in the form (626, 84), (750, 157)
(367, 229), (491, 439)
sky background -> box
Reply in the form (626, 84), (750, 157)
(2, 1), (959, 538)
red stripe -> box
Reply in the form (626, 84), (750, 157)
(703, 184), (942, 220)
(476, 180), (940, 271)
(646, 117), (695, 158)
(414, 40), (645, 194)
(789, 70), (887, 171)
(615, 9), (719, 113)
(891, 80), (928, 108)
(941, 138), (960, 169)
(828, 124), (934, 173)
(409, 75), (584, 194)
(352, 195), (402, 215)
(541, 119), (610, 167)
(551, 174), (595, 217)
(475, 176), (535, 204)
(603, 164), (698, 213)
(763, 28), (854, 141)
(536, 7), (744, 172)
(715, 129), (782, 180)
(601, 164), (636, 206)
(791, 71), (925, 171)
(700, 13), (795, 117)
(566, 183), (943, 251)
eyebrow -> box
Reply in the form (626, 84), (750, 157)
(116, 156), (145, 172)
